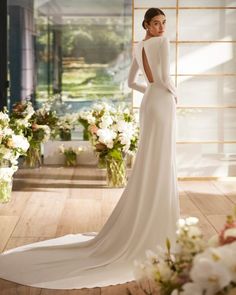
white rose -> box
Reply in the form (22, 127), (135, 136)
(99, 115), (113, 129)
(158, 261), (173, 280)
(97, 128), (116, 149)
(0, 112), (10, 123)
(190, 256), (232, 293)
(185, 217), (199, 226)
(180, 282), (203, 295)
(11, 134), (29, 152)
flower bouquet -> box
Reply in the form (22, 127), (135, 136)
(0, 111), (29, 202)
(9, 101), (51, 168)
(59, 145), (84, 166)
(58, 113), (78, 141)
(87, 102), (139, 187)
(133, 208), (236, 295)
(78, 109), (96, 141)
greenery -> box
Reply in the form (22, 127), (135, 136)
(35, 16), (132, 101)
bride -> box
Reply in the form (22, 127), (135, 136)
(0, 7), (179, 290)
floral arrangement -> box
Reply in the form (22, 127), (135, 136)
(59, 144), (85, 166)
(0, 111), (29, 167)
(33, 102), (59, 139)
(0, 111), (29, 202)
(133, 209), (236, 295)
(79, 101), (139, 186)
(58, 113), (78, 141)
(9, 100), (52, 167)
(87, 102), (139, 158)
(78, 108), (96, 141)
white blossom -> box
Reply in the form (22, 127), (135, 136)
(11, 134), (29, 152)
(96, 128), (117, 149)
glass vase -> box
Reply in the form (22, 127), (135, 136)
(60, 129), (71, 141)
(83, 127), (90, 141)
(64, 153), (77, 166)
(0, 178), (13, 203)
(106, 156), (127, 187)
(24, 142), (41, 168)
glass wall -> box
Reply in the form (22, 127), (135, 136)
(7, 0), (132, 111)
(133, 0), (236, 177)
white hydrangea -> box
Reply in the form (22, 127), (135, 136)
(0, 112), (10, 123)
(96, 128), (117, 149)
(99, 115), (113, 129)
(0, 167), (16, 182)
(189, 247), (234, 294)
(11, 134), (29, 152)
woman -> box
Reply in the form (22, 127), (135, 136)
(0, 8), (179, 290)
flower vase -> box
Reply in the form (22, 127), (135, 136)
(83, 127), (90, 141)
(97, 156), (106, 169)
(24, 142), (41, 168)
(0, 166), (14, 203)
(64, 152), (77, 166)
(60, 129), (71, 141)
(0, 178), (13, 203)
(106, 156), (127, 187)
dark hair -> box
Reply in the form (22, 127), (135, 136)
(142, 8), (165, 30)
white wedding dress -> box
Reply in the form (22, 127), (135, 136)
(0, 36), (179, 290)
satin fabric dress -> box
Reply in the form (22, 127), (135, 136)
(0, 36), (179, 290)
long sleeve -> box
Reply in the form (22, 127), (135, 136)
(127, 55), (147, 94)
(160, 37), (178, 98)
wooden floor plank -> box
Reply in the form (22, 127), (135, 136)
(0, 279), (42, 295)
(12, 193), (66, 238)
(0, 216), (19, 252)
(212, 180), (236, 205)
(180, 181), (234, 215)
(41, 287), (101, 295)
(56, 198), (103, 236)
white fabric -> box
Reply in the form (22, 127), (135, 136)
(0, 35), (180, 290)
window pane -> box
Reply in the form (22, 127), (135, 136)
(178, 43), (236, 74)
(135, 0), (177, 7)
(177, 76), (236, 105)
(179, 9), (236, 41)
(177, 108), (236, 141)
(179, 0), (236, 7)
(177, 143), (236, 177)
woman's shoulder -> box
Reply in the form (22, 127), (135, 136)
(146, 36), (169, 45)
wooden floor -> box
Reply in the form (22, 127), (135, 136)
(0, 166), (235, 295)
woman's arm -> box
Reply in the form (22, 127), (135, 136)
(127, 55), (147, 94)
(160, 36), (178, 102)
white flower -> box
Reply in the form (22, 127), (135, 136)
(96, 128), (117, 149)
(190, 256), (232, 294)
(0, 112), (10, 123)
(2, 127), (14, 136)
(177, 218), (186, 228)
(180, 282), (203, 295)
(145, 249), (159, 264)
(133, 259), (147, 280)
(86, 114), (96, 125)
(11, 134), (29, 152)
(224, 228), (236, 239)
(99, 115), (113, 129)
(185, 217), (199, 226)
(158, 261), (173, 280)
(187, 226), (202, 238)
(0, 167), (16, 182)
